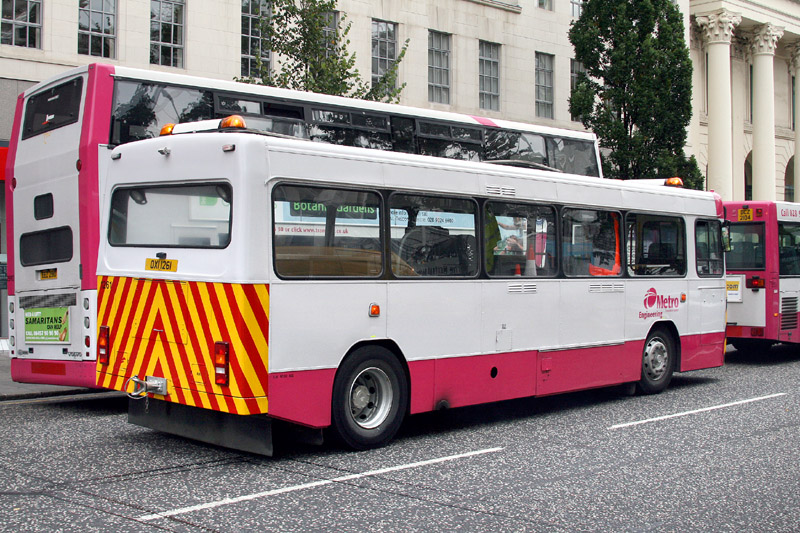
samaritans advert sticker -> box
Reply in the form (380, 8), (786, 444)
(24, 307), (69, 343)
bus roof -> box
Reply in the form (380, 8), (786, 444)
(107, 130), (718, 218)
(24, 63), (597, 142)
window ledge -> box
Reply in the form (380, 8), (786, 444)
(462, 0), (522, 14)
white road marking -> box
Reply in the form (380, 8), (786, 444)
(609, 393), (788, 430)
(138, 446), (504, 521)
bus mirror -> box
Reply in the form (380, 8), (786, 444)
(721, 223), (732, 252)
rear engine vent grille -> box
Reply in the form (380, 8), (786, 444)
(781, 297), (798, 330)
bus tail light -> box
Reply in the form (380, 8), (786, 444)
(746, 276), (765, 289)
(98, 326), (110, 365)
(750, 327), (765, 337)
(214, 341), (230, 386)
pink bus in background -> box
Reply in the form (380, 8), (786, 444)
(725, 201), (800, 351)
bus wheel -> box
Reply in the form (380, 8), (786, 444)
(637, 329), (675, 395)
(331, 346), (408, 450)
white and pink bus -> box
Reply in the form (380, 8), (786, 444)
(724, 201), (800, 350)
(5, 63), (602, 387)
(95, 123), (726, 454)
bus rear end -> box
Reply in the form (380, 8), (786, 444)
(724, 201), (785, 349)
(96, 133), (274, 453)
(7, 66), (104, 387)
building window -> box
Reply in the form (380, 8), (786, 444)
(322, 11), (338, 57)
(1, 0), (42, 48)
(536, 52), (554, 119)
(241, 0), (268, 77)
(570, 0), (583, 17)
(372, 20), (398, 89)
(538, 0), (553, 10)
(479, 41), (500, 111)
(570, 59), (584, 121)
(150, 0), (185, 68)
(78, 0), (116, 58)
(428, 31), (451, 104)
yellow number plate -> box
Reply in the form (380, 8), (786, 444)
(38, 269), (57, 280)
(738, 208), (753, 222)
(145, 258), (178, 272)
(726, 280), (740, 292)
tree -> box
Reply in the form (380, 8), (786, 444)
(242, 0), (408, 103)
(569, 0), (702, 188)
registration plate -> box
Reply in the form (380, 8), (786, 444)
(38, 268), (57, 280)
(145, 258), (178, 272)
(737, 208), (753, 222)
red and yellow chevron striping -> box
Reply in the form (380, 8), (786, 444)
(97, 276), (270, 415)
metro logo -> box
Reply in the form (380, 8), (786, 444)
(643, 288), (680, 310)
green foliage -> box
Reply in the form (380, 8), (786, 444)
(569, 0), (698, 183)
(239, 0), (407, 102)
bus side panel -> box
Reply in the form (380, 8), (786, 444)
(5, 93), (23, 296)
(267, 368), (337, 427)
(536, 342), (640, 396)
(98, 277), (269, 415)
(433, 351), (537, 408)
(78, 64), (115, 292)
(680, 332), (725, 371)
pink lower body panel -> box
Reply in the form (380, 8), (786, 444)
(680, 332), (726, 371)
(10, 358), (102, 388)
(266, 332), (725, 428)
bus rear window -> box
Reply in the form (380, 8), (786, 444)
(108, 183), (232, 248)
(20, 227), (73, 266)
(22, 77), (84, 140)
(726, 223), (765, 270)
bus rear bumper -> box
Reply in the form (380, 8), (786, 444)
(129, 397), (274, 456)
(10, 358), (101, 388)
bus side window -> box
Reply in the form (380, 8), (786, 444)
(272, 185), (383, 278)
(626, 213), (686, 276)
(778, 223), (800, 276)
(562, 208), (621, 277)
(696, 220), (724, 277)
(389, 194), (478, 277)
(484, 201), (557, 277)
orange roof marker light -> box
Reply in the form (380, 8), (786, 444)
(665, 176), (684, 187)
(220, 115), (247, 129)
(160, 123), (176, 136)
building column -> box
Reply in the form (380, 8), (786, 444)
(750, 23), (784, 201)
(793, 46), (800, 201)
(696, 10), (741, 200)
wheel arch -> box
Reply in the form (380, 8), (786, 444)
(338, 339), (411, 413)
(647, 320), (681, 370)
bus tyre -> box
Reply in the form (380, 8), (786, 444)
(637, 329), (675, 395)
(331, 347), (408, 450)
